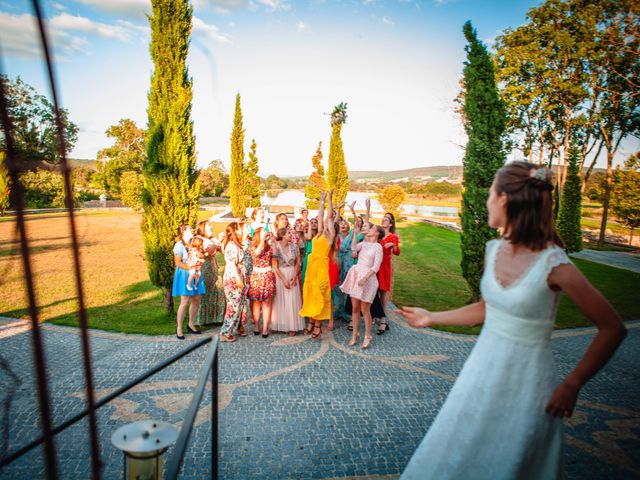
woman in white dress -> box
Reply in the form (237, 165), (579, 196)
(271, 227), (304, 335)
(398, 161), (627, 479)
(340, 220), (384, 349)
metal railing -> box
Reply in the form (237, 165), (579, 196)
(0, 0), (219, 478)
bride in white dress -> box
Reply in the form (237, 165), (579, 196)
(398, 162), (627, 480)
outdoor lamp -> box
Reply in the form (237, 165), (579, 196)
(111, 420), (179, 480)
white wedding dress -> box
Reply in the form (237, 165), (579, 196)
(401, 239), (571, 480)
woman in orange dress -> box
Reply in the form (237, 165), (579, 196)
(299, 190), (336, 339)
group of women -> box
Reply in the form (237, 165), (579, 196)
(171, 192), (400, 349)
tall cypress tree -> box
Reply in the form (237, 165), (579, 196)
(143, 0), (199, 313)
(327, 102), (349, 210)
(556, 146), (583, 252)
(229, 93), (246, 217)
(245, 139), (261, 208)
(459, 21), (507, 301)
(305, 141), (326, 209)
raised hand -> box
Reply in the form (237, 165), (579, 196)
(396, 306), (433, 329)
(348, 200), (356, 211)
(365, 198), (371, 211)
(319, 191), (327, 203)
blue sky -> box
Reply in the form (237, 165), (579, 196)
(1, 0), (636, 176)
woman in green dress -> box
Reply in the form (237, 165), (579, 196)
(195, 220), (226, 326)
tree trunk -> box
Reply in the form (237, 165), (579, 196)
(164, 289), (174, 314)
(597, 154), (614, 247)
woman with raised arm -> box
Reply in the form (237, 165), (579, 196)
(398, 162), (627, 479)
(195, 220), (226, 328)
(339, 213), (384, 349)
(248, 227), (276, 337)
(299, 191), (336, 339)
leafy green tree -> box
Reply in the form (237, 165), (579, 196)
(327, 102), (349, 211)
(95, 119), (146, 196)
(119, 171), (144, 211)
(0, 75), (78, 166)
(245, 139), (261, 207)
(459, 21), (507, 302)
(198, 159), (229, 197)
(556, 146), (583, 252)
(20, 170), (69, 208)
(0, 152), (10, 215)
(143, 0), (200, 312)
(305, 141), (327, 209)
(264, 174), (287, 191)
(229, 93), (246, 217)
(611, 152), (640, 244)
(377, 184), (405, 219)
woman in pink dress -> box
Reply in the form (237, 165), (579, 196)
(339, 221), (384, 349)
(271, 227), (304, 335)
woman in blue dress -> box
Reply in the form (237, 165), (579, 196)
(398, 162), (627, 479)
(172, 225), (206, 339)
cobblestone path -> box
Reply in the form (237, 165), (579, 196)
(0, 312), (638, 479)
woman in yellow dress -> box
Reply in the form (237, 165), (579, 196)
(299, 190), (336, 339)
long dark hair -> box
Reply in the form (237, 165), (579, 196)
(223, 222), (243, 250)
(495, 161), (564, 251)
(384, 212), (396, 234)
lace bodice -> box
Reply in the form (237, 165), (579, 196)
(275, 243), (298, 268)
(353, 241), (383, 274)
(480, 239), (571, 344)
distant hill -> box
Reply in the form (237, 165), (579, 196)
(69, 158), (98, 169)
(285, 165), (464, 181)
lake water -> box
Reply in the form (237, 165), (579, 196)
(260, 190), (458, 218)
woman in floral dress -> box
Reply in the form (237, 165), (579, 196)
(195, 220), (226, 327)
(219, 222), (247, 342)
(249, 227), (276, 337)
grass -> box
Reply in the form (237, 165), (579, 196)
(1, 211), (637, 336)
(393, 222), (640, 334)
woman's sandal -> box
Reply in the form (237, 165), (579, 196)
(238, 325), (248, 337)
(348, 333), (360, 347)
(347, 322), (354, 332)
(376, 321), (389, 335)
(304, 322), (314, 335)
(311, 324), (322, 339)
(362, 335), (372, 349)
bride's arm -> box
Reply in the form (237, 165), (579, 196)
(396, 300), (485, 328)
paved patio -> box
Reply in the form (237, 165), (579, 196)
(0, 311), (638, 479)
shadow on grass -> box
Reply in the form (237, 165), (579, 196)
(43, 280), (182, 336)
(0, 241), (98, 258)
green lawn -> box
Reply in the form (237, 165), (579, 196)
(394, 222), (640, 334)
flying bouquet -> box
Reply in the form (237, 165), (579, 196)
(330, 102), (348, 125)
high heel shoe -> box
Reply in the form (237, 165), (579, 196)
(348, 333), (360, 347)
(187, 325), (202, 335)
(311, 324), (322, 339)
(362, 335), (372, 349)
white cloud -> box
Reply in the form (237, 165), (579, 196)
(116, 19), (150, 37)
(72, 0), (151, 16)
(52, 2), (67, 11)
(50, 13), (132, 41)
(192, 16), (232, 44)
(0, 12), (87, 60)
(192, 0), (247, 15)
(296, 20), (308, 32)
(382, 16), (394, 27)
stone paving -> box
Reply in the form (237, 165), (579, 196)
(0, 311), (638, 479)
(570, 249), (640, 274)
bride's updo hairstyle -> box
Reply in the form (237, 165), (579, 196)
(495, 161), (564, 251)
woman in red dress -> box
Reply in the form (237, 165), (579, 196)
(376, 212), (400, 334)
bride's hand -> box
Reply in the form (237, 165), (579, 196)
(396, 306), (433, 328)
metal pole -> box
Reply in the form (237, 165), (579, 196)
(30, 1), (102, 477)
(212, 345), (218, 479)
